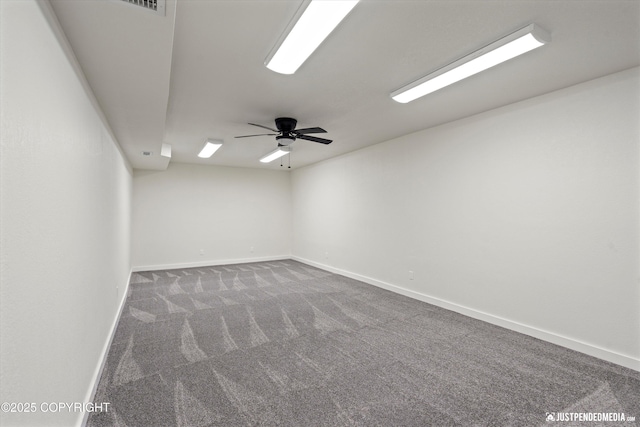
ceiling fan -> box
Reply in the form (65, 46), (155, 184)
(235, 117), (332, 146)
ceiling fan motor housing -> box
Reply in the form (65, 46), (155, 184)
(275, 117), (297, 132)
(275, 118), (298, 145)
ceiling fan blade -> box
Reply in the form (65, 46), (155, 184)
(297, 134), (332, 145)
(295, 127), (327, 135)
(248, 122), (278, 132)
(234, 133), (277, 138)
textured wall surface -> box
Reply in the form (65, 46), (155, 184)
(293, 68), (640, 368)
(0, 1), (132, 425)
(132, 163), (291, 270)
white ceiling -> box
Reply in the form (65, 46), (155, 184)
(49, 0), (640, 171)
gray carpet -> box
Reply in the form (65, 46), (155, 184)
(87, 260), (639, 427)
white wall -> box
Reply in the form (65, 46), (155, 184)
(132, 163), (291, 270)
(0, 1), (132, 426)
(292, 67), (640, 369)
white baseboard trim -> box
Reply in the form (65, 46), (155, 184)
(132, 255), (291, 272)
(292, 256), (640, 372)
(79, 269), (133, 427)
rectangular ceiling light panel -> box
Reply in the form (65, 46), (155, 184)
(260, 146), (291, 163)
(198, 139), (223, 158)
(265, 0), (359, 75)
(391, 24), (550, 103)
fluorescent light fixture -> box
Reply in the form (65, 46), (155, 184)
(260, 146), (291, 163)
(391, 23), (550, 103)
(198, 138), (223, 158)
(160, 143), (172, 158)
(265, 0), (359, 75)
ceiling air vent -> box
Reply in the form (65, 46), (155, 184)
(120, 0), (166, 16)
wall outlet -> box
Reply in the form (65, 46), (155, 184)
(325, 252), (329, 259)
(409, 270), (414, 280)
(199, 249), (204, 256)
(250, 246), (254, 253)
